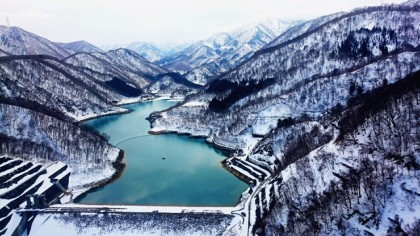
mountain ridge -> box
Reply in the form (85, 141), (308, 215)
(100, 42), (189, 62)
(157, 18), (301, 85)
(57, 40), (104, 54)
(0, 26), (199, 122)
(0, 25), (71, 59)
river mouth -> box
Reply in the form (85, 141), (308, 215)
(76, 100), (248, 206)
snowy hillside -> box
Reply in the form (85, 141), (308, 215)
(264, 12), (346, 49)
(150, 5), (420, 150)
(260, 73), (420, 235)
(57, 40), (104, 54)
(149, 3), (420, 235)
(105, 48), (168, 76)
(0, 55), (130, 121)
(0, 25), (70, 59)
(64, 48), (169, 89)
(0, 25), (194, 102)
(63, 48), (198, 97)
(144, 73), (203, 98)
(0, 48), (9, 56)
(158, 19), (299, 85)
(0, 26), (198, 122)
(0, 104), (121, 189)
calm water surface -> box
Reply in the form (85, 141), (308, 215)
(78, 100), (248, 206)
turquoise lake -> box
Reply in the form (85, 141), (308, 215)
(77, 100), (248, 206)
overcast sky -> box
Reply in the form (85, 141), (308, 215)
(0, 0), (406, 47)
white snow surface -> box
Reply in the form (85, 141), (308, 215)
(251, 103), (292, 136)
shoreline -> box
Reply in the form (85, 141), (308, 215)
(75, 95), (169, 123)
(76, 109), (132, 123)
(76, 95), (185, 124)
(148, 129), (238, 157)
(149, 129), (238, 153)
(73, 150), (126, 203)
(148, 129), (209, 140)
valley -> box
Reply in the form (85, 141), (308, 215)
(0, 0), (420, 235)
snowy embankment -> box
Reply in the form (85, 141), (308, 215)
(70, 107), (129, 123)
(66, 147), (122, 196)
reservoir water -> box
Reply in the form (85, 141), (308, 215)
(77, 100), (248, 206)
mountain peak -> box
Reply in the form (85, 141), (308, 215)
(0, 25), (71, 58)
(123, 42), (165, 61)
(232, 18), (302, 38)
(56, 40), (103, 54)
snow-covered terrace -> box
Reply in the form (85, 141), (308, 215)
(0, 156), (70, 235)
(224, 157), (270, 183)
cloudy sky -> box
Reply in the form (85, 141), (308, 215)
(1, 0), (406, 46)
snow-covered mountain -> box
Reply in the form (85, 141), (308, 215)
(100, 42), (188, 62)
(63, 48), (201, 97)
(149, 3), (420, 234)
(64, 48), (169, 88)
(124, 42), (166, 61)
(0, 55), (128, 121)
(0, 25), (200, 122)
(158, 19), (301, 85)
(263, 12), (346, 49)
(151, 5), (420, 145)
(0, 50), (198, 122)
(57, 40), (104, 54)
(0, 13), (201, 236)
(0, 25), (71, 59)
